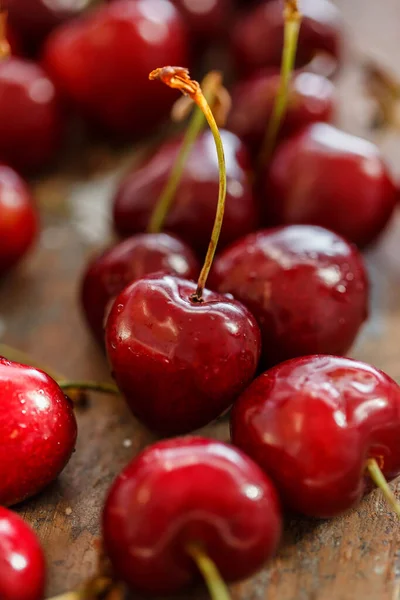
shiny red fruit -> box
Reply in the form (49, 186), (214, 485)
(103, 437), (282, 594)
(264, 123), (397, 247)
(0, 507), (46, 600)
(0, 358), (77, 506)
(227, 70), (335, 154)
(172, 0), (233, 42)
(231, 0), (342, 76)
(0, 58), (63, 172)
(43, 0), (188, 137)
(105, 273), (261, 434)
(113, 130), (260, 255)
(0, 165), (38, 275)
(231, 355), (400, 518)
(81, 232), (199, 344)
(211, 225), (368, 368)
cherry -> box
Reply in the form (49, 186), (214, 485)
(103, 437), (282, 595)
(42, 0), (188, 138)
(231, 0), (342, 76)
(227, 69), (335, 155)
(263, 123), (397, 247)
(81, 233), (199, 344)
(171, 0), (234, 43)
(113, 129), (260, 255)
(0, 507), (46, 600)
(231, 355), (400, 518)
(0, 165), (38, 275)
(0, 357), (77, 506)
(211, 225), (368, 368)
(0, 57), (63, 172)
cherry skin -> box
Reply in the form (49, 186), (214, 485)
(42, 0), (188, 138)
(231, 355), (400, 518)
(171, 0), (234, 43)
(227, 70), (335, 155)
(0, 507), (46, 600)
(231, 0), (342, 76)
(113, 129), (260, 255)
(210, 225), (368, 368)
(0, 58), (63, 172)
(0, 165), (38, 275)
(105, 273), (261, 435)
(263, 123), (397, 247)
(0, 358), (77, 506)
(81, 232), (199, 344)
(103, 437), (282, 595)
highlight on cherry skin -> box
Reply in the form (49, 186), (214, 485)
(231, 355), (400, 519)
(102, 437), (282, 596)
(0, 506), (46, 600)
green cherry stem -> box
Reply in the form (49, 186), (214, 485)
(186, 543), (231, 600)
(58, 381), (120, 395)
(366, 458), (400, 518)
(258, 0), (302, 166)
(150, 66), (227, 302)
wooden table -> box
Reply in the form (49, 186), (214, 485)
(2, 1), (400, 598)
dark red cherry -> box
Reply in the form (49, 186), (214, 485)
(171, 0), (233, 43)
(0, 58), (63, 172)
(113, 130), (260, 255)
(211, 225), (368, 368)
(81, 233), (199, 344)
(103, 437), (282, 595)
(0, 358), (77, 506)
(227, 70), (335, 155)
(231, 355), (400, 518)
(0, 165), (38, 275)
(0, 507), (46, 600)
(42, 0), (188, 138)
(105, 273), (261, 435)
(263, 123), (397, 247)
(231, 0), (342, 76)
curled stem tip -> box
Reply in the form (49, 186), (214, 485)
(0, 11), (10, 60)
(366, 458), (400, 518)
(186, 543), (231, 600)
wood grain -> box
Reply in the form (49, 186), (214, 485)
(1, 1), (400, 598)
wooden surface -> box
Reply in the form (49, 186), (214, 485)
(2, 1), (400, 598)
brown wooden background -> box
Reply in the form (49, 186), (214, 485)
(2, 0), (400, 598)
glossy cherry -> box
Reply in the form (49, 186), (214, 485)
(231, 0), (342, 76)
(211, 225), (368, 368)
(0, 357), (77, 506)
(0, 57), (63, 172)
(231, 355), (400, 518)
(105, 272), (261, 434)
(171, 0), (233, 43)
(0, 507), (46, 600)
(113, 129), (260, 255)
(103, 437), (282, 595)
(43, 0), (188, 137)
(81, 233), (199, 344)
(0, 165), (38, 275)
(263, 123), (397, 247)
(227, 70), (335, 155)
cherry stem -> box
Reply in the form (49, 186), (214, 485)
(58, 381), (120, 396)
(150, 67), (227, 302)
(366, 458), (400, 518)
(258, 0), (302, 166)
(48, 576), (116, 600)
(186, 543), (231, 600)
(0, 10), (10, 59)
(147, 71), (223, 234)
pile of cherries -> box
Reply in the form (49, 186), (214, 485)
(1, 1), (400, 599)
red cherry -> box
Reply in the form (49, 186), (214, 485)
(0, 507), (46, 600)
(81, 232), (199, 344)
(0, 358), (77, 506)
(0, 57), (63, 172)
(211, 225), (368, 368)
(231, 355), (400, 518)
(263, 123), (397, 247)
(113, 130), (260, 255)
(105, 272), (261, 434)
(227, 70), (335, 155)
(231, 0), (342, 76)
(171, 0), (233, 43)
(103, 437), (282, 595)
(0, 165), (38, 275)
(42, 0), (188, 138)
